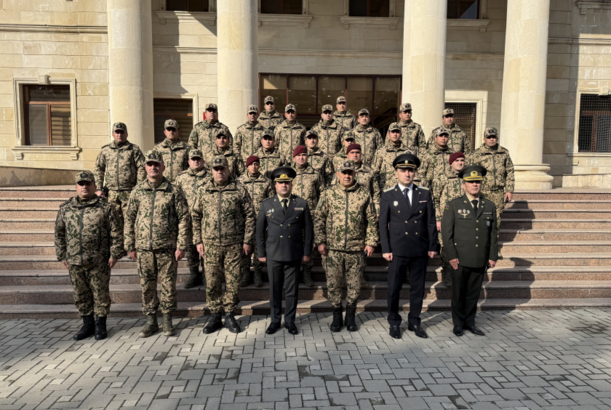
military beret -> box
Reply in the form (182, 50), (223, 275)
(164, 119), (179, 129)
(145, 150), (164, 164)
(459, 165), (487, 181)
(113, 122), (127, 132)
(449, 152), (465, 165)
(346, 143), (361, 154)
(400, 102), (412, 112)
(393, 153), (420, 170)
(338, 159), (356, 172)
(305, 129), (318, 138)
(322, 104), (333, 112)
(293, 145), (307, 157)
(442, 108), (454, 116)
(246, 155), (260, 167)
(285, 104), (296, 112)
(336, 96), (347, 103)
(388, 123), (401, 132)
(205, 103), (218, 111)
(247, 104), (258, 114)
(264, 96), (275, 104)
(437, 127), (450, 136)
(484, 127), (498, 137)
(189, 149), (203, 159)
(75, 170), (95, 183)
(358, 108), (370, 116)
(211, 155), (229, 169)
(271, 166), (296, 182)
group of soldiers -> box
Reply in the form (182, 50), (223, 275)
(54, 95), (514, 340)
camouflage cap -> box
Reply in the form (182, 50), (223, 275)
(442, 108), (454, 116)
(144, 150), (164, 164)
(271, 166), (296, 182)
(189, 149), (203, 159)
(75, 170), (95, 183)
(247, 104), (258, 114)
(393, 153), (420, 170)
(211, 155), (229, 169)
(112, 122), (127, 132)
(261, 129), (274, 139)
(205, 103), (218, 111)
(322, 104), (333, 112)
(336, 96), (347, 103)
(264, 95), (275, 104)
(305, 129), (318, 138)
(459, 165), (487, 182)
(484, 127), (498, 137)
(285, 104), (296, 112)
(400, 102), (412, 112)
(358, 108), (370, 116)
(388, 123), (401, 132)
(437, 127), (450, 136)
(338, 159), (356, 172)
(164, 119), (179, 129)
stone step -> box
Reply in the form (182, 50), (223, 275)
(0, 230), (56, 242)
(0, 186), (74, 198)
(499, 229), (611, 242)
(502, 209), (611, 219)
(498, 241), (611, 254)
(0, 198), (68, 209)
(0, 209), (61, 218)
(505, 200), (611, 210)
(0, 219), (56, 230)
(501, 219), (611, 229)
(498, 252), (611, 266)
(0, 242), (57, 255)
(513, 190), (611, 200)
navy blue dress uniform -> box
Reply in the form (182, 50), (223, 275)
(256, 166), (314, 334)
(379, 154), (439, 339)
(441, 165), (498, 337)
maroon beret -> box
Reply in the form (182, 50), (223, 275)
(346, 143), (361, 154)
(449, 152), (465, 165)
(293, 145), (307, 157)
(246, 155), (260, 167)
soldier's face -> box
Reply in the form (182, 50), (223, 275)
(336, 102), (346, 112)
(337, 170), (355, 187)
(275, 181), (292, 196)
(205, 109), (218, 121)
(76, 181), (95, 199)
(294, 153), (308, 166)
(285, 110), (296, 121)
(265, 102), (275, 112)
(396, 168), (415, 186)
(146, 161), (165, 180)
(189, 157), (204, 171)
(164, 127), (180, 141)
(305, 135), (318, 148)
(347, 150), (361, 164)
(321, 111), (333, 121)
(485, 135), (498, 147)
(212, 166), (229, 183)
(358, 114), (370, 126)
(247, 112), (259, 122)
(343, 138), (354, 148)
(388, 130), (401, 143)
(443, 114), (454, 126)
(435, 134), (449, 147)
(113, 130), (128, 144)
(261, 136), (274, 149)
(248, 162), (260, 175)
(451, 157), (465, 172)
(216, 134), (229, 148)
(463, 180), (482, 196)
(399, 110), (412, 121)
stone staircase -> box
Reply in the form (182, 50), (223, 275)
(0, 186), (610, 319)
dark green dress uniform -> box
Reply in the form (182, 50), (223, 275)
(441, 165), (498, 335)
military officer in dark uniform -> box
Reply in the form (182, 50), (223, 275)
(442, 165), (498, 337)
(380, 154), (439, 340)
(257, 166), (314, 335)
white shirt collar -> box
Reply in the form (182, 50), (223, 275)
(398, 182), (414, 192)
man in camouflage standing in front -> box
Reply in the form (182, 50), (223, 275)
(188, 103), (233, 153)
(258, 96), (283, 131)
(373, 123), (414, 191)
(124, 151), (191, 338)
(304, 129), (334, 186)
(191, 156), (256, 334)
(55, 170), (125, 341)
(333, 96), (357, 130)
(388, 103), (427, 156)
(419, 128), (455, 190)
(152, 119), (189, 182)
(274, 104), (306, 160)
(311, 104), (344, 155)
(94, 122), (146, 223)
(427, 108), (472, 155)
(345, 109), (383, 166)
(235, 105), (266, 162)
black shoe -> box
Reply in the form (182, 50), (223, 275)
(441, 266), (453, 287)
(224, 313), (241, 334)
(184, 268), (203, 289)
(202, 313), (223, 334)
(94, 316), (107, 340)
(253, 269), (263, 287)
(389, 325), (401, 339)
(464, 325), (485, 336)
(266, 322), (281, 334)
(330, 307), (343, 332)
(408, 324), (429, 339)
(239, 269), (252, 287)
(301, 268), (314, 287)
(453, 327), (464, 337)
(73, 314), (95, 341)
(345, 305), (358, 332)
(284, 322), (298, 335)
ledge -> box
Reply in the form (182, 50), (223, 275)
(447, 19), (491, 32)
(12, 146), (82, 161)
(155, 11), (216, 25)
(258, 14), (313, 28)
(576, 1), (611, 15)
(0, 24), (106, 34)
(339, 16), (400, 30)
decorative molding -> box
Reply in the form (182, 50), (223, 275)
(154, 93), (199, 127)
(445, 90), (488, 147)
(549, 36), (611, 45)
(447, 19), (491, 32)
(155, 11), (216, 25)
(12, 146), (82, 161)
(339, 16), (400, 30)
(576, 1), (611, 15)
(154, 46), (216, 54)
(258, 14), (313, 28)
(0, 24), (106, 34)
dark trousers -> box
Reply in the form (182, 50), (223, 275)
(451, 265), (486, 328)
(387, 255), (428, 327)
(268, 259), (301, 324)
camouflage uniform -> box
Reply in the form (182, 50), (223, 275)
(307, 147), (335, 186)
(253, 147), (288, 178)
(332, 147), (348, 171)
(388, 120), (427, 156)
(419, 144), (455, 190)
(191, 177), (255, 314)
(258, 110), (283, 131)
(124, 177), (191, 315)
(345, 125), (383, 166)
(329, 162), (380, 215)
(188, 120), (233, 153)
(274, 120), (306, 160)
(152, 139), (189, 182)
(372, 141), (415, 191)
(55, 193), (124, 317)
(427, 123), (471, 155)
(333, 111), (357, 130)
(310, 120), (344, 155)
(235, 121), (265, 162)
(204, 145), (245, 179)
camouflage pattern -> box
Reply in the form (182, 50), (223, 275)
(258, 110), (283, 131)
(329, 162), (380, 215)
(389, 120), (427, 155)
(274, 120), (307, 159)
(467, 144), (515, 193)
(235, 121), (265, 162)
(482, 189), (505, 231)
(372, 141), (415, 191)
(323, 250), (365, 308)
(188, 120), (233, 153)
(433, 170), (464, 223)
(345, 125), (383, 165)
(124, 178), (191, 252)
(310, 120), (345, 155)
(94, 141), (146, 191)
(418, 145), (455, 190)
(307, 148), (335, 186)
(253, 147), (289, 178)
(204, 145), (245, 179)
(137, 249), (177, 315)
(152, 139), (189, 182)
(333, 111), (357, 130)
(204, 243), (242, 314)
(332, 147), (348, 171)
(174, 168), (210, 207)
(427, 123), (472, 155)
(107, 190), (131, 224)
(68, 263), (111, 317)
(292, 164), (324, 218)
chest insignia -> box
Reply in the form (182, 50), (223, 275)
(294, 207), (304, 211)
(393, 201), (399, 207)
(487, 221), (491, 226)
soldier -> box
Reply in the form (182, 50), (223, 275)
(466, 127), (515, 231)
(258, 96), (283, 131)
(315, 160), (378, 333)
(274, 104), (306, 159)
(427, 108), (471, 155)
(191, 155), (256, 334)
(441, 165), (498, 337)
(152, 119), (189, 182)
(433, 152), (466, 287)
(257, 167), (314, 335)
(345, 109), (383, 166)
(311, 104), (344, 155)
(419, 127), (455, 189)
(304, 129), (334, 186)
(253, 130), (288, 178)
(124, 151), (191, 338)
(388, 103), (427, 155)
(238, 155), (274, 287)
(332, 133), (355, 170)
(379, 154), (439, 340)
(373, 123), (414, 191)
(235, 104), (265, 162)
(333, 96), (357, 130)
(204, 130), (244, 178)
(94, 122), (146, 223)
(188, 103), (233, 153)
(174, 149), (209, 289)
(55, 171), (125, 341)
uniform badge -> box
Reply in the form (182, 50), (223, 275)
(458, 209), (463, 215)
(487, 221), (491, 226)
(393, 201), (399, 207)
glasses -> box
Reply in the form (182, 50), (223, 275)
(265, 102), (274, 105)
(286, 110), (295, 114)
(212, 167), (225, 171)
(340, 171), (354, 175)
(206, 109), (217, 113)
(77, 181), (91, 186)
(216, 135), (227, 139)
(262, 136), (273, 140)
(114, 130), (125, 135)
(444, 114), (454, 118)
(322, 111), (332, 114)
(306, 135), (317, 140)
(402, 110), (412, 114)
(485, 135), (498, 139)
(337, 102), (346, 105)
(166, 127), (177, 132)
(345, 138), (354, 142)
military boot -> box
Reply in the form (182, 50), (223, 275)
(139, 314), (159, 338)
(224, 313), (241, 334)
(441, 266), (453, 287)
(203, 313), (223, 334)
(184, 266), (202, 289)
(301, 266), (315, 287)
(73, 314), (95, 341)
(330, 307), (343, 332)
(239, 267), (252, 287)
(94, 316), (107, 340)
(253, 267), (264, 287)
(162, 313), (175, 336)
(345, 304), (358, 332)
(361, 280), (370, 289)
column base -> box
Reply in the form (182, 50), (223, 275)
(514, 165), (554, 191)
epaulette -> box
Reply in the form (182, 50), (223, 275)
(417, 185), (429, 190)
(384, 187), (394, 192)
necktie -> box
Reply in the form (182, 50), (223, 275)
(282, 199), (288, 215)
(471, 199), (478, 212)
(403, 187), (411, 207)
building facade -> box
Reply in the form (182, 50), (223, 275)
(0, 0), (610, 189)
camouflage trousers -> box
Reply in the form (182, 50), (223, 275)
(323, 250), (364, 308)
(483, 189), (505, 232)
(137, 249), (177, 315)
(205, 243), (242, 314)
(68, 263), (111, 317)
(108, 190), (131, 226)
(187, 244), (205, 272)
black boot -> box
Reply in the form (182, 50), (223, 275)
(94, 316), (107, 340)
(239, 268), (252, 287)
(441, 266), (453, 287)
(253, 268), (263, 287)
(184, 266), (202, 289)
(224, 313), (241, 334)
(330, 307), (343, 332)
(73, 314), (95, 341)
(345, 305), (358, 332)
(301, 266), (314, 287)
(203, 313), (223, 334)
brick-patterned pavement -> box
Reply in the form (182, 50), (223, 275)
(1, 309), (610, 410)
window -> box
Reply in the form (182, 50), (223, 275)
(349, 0), (390, 17)
(578, 94), (611, 153)
(154, 99), (194, 144)
(447, 0), (479, 19)
(261, 0), (303, 14)
(23, 85), (71, 146)
(166, 0), (209, 11)
(446, 102), (477, 151)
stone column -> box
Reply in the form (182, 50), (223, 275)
(107, 0), (155, 151)
(402, 0), (447, 137)
(217, 0), (259, 133)
(500, 0), (553, 190)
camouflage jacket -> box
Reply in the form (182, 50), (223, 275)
(94, 141), (146, 191)
(238, 172), (274, 216)
(419, 144), (455, 189)
(235, 121), (265, 162)
(188, 120), (233, 153)
(152, 139), (189, 182)
(433, 170), (464, 222)
(258, 110), (283, 131)
(55, 196), (125, 266)
(204, 145), (245, 179)
(332, 147), (348, 170)
(346, 125), (383, 165)
(427, 123), (471, 155)
(191, 179), (255, 246)
(307, 147), (335, 186)
(391, 120), (427, 156)
(274, 120), (306, 159)
(174, 168), (210, 207)
(292, 164), (324, 216)
(315, 182), (379, 251)
(467, 144), (515, 193)
(330, 162), (380, 215)
(372, 141), (415, 191)
(310, 120), (344, 155)
(124, 178), (191, 251)
(253, 147), (288, 178)
(333, 110), (357, 130)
